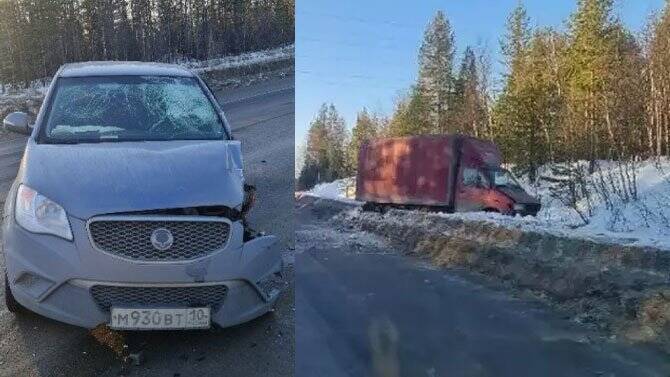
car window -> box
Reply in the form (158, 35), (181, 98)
(491, 169), (522, 189)
(463, 168), (489, 188)
(42, 76), (225, 143)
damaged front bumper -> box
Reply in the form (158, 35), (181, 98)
(2, 215), (284, 329)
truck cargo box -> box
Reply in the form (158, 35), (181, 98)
(356, 135), (457, 206)
(356, 135), (529, 214)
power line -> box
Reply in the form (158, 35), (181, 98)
(296, 69), (415, 88)
(296, 10), (427, 31)
(299, 36), (410, 49)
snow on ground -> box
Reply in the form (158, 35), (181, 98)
(516, 159), (670, 249)
(0, 80), (50, 97)
(303, 177), (360, 204)
(180, 44), (294, 73)
(306, 159), (670, 250)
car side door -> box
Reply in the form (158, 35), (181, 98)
(455, 167), (491, 212)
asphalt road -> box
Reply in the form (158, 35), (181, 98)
(295, 199), (670, 377)
(0, 75), (295, 377)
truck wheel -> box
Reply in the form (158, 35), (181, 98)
(362, 202), (386, 213)
(4, 274), (22, 313)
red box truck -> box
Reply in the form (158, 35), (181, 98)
(356, 135), (540, 216)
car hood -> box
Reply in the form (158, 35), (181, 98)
(497, 186), (540, 205)
(20, 139), (244, 219)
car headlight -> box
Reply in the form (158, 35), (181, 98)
(15, 184), (73, 240)
(513, 204), (526, 212)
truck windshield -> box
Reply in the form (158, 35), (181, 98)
(491, 169), (522, 189)
(41, 76), (225, 143)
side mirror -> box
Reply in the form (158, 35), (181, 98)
(3, 112), (31, 135)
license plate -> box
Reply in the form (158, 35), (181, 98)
(110, 307), (211, 330)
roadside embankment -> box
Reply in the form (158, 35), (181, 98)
(192, 44), (294, 90)
(297, 194), (670, 353)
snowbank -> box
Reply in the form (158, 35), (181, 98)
(517, 159), (670, 250)
(180, 44), (294, 73)
(306, 160), (670, 251)
(303, 177), (360, 203)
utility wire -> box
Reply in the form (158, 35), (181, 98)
(296, 69), (414, 85)
(296, 10), (426, 31)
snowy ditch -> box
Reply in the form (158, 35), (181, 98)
(298, 194), (670, 352)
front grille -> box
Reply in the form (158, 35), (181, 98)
(90, 285), (228, 312)
(88, 218), (230, 261)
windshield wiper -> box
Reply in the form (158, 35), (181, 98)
(46, 139), (108, 144)
(45, 139), (83, 144)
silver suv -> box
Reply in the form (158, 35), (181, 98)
(1, 62), (283, 330)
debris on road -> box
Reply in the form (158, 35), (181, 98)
(90, 325), (127, 358)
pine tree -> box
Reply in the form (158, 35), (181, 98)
(324, 104), (349, 180)
(493, 6), (561, 180)
(453, 46), (487, 137)
(298, 104), (349, 188)
(417, 11), (455, 134)
(387, 87), (432, 137)
(564, 0), (617, 165)
(82, 0), (104, 60)
(501, 3), (531, 74)
(493, 4), (532, 172)
(645, 1), (670, 156)
(346, 108), (379, 174)
(604, 25), (646, 158)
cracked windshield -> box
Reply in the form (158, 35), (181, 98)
(44, 76), (224, 143)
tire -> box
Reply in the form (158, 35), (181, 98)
(361, 202), (376, 212)
(4, 274), (22, 313)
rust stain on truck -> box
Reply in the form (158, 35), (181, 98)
(356, 135), (540, 216)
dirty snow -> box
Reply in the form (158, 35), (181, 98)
(306, 160), (670, 251)
(180, 44), (294, 73)
(0, 80), (50, 97)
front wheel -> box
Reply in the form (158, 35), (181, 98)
(4, 274), (22, 313)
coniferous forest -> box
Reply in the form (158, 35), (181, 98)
(0, 0), (294, 87)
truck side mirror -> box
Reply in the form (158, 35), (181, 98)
(3, 112), (31, 135)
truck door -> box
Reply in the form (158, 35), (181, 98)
(455, 167), (491, 212)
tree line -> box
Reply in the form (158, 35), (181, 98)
(298, 0), (670, 190)
(0, 0), (294, 87)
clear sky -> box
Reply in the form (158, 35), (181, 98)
(295, 0), (664, 165)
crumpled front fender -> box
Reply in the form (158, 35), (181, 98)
(239, 235), (283, 282)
